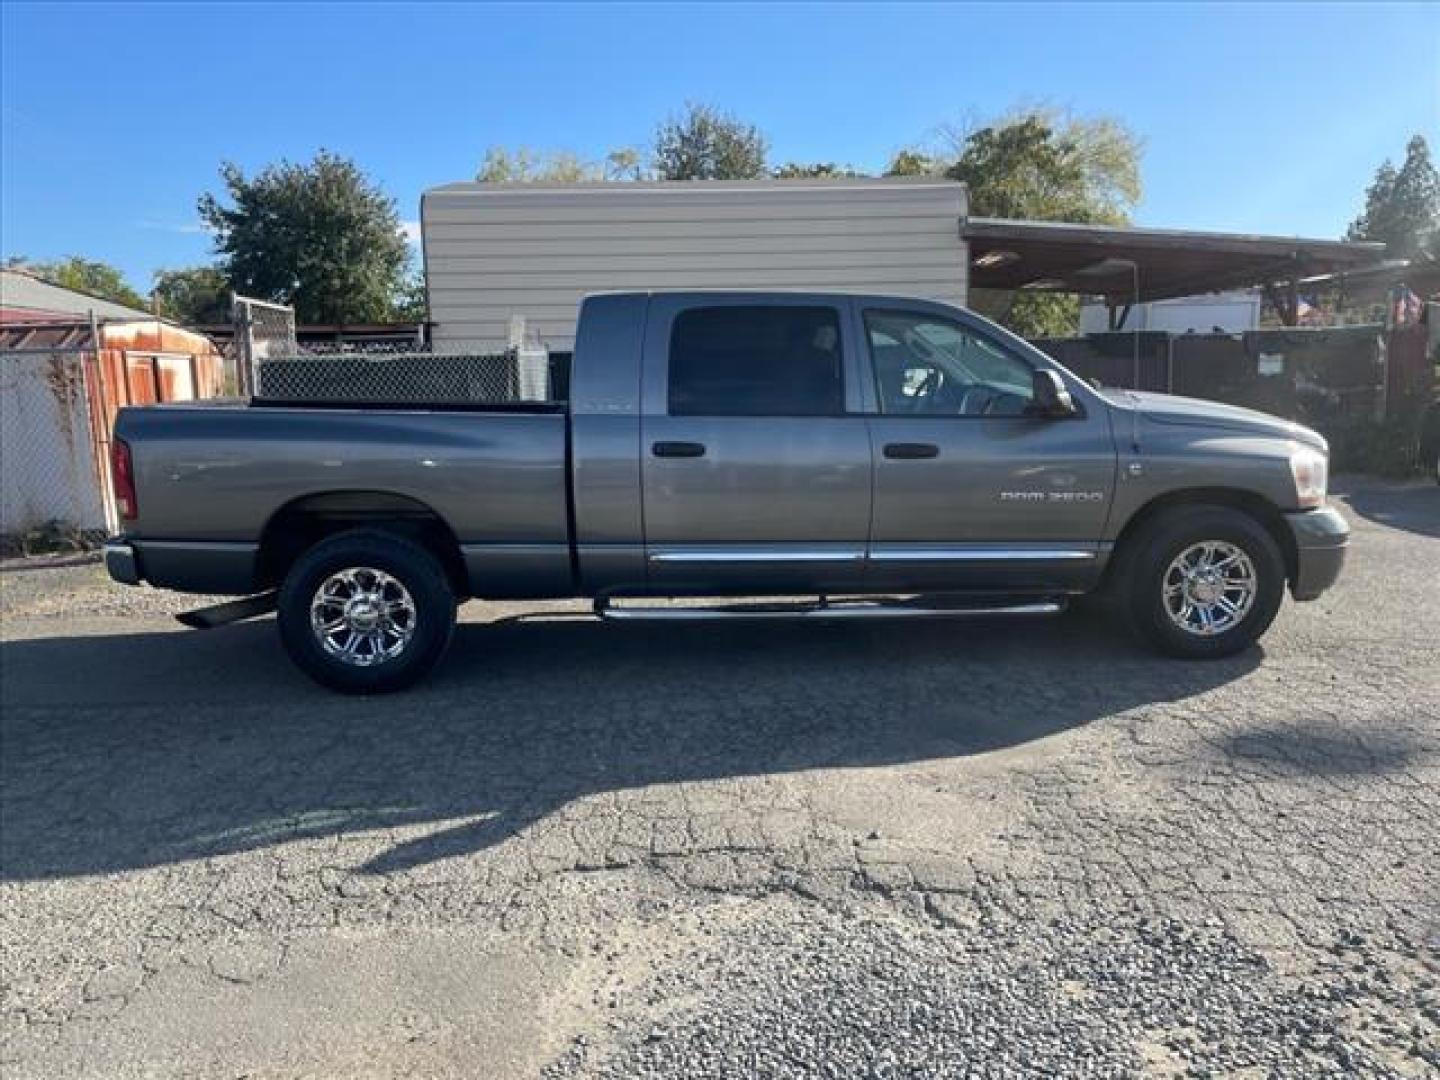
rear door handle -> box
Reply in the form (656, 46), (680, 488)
(883, 442), (940, 460)
(652, 441), (707, 458)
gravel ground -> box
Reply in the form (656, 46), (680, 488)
(1, 479), (1437, 1078)
(545, 900), (1434, 1079)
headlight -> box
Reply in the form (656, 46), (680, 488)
(1290, 446), (1328, 508)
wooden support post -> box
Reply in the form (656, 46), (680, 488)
(1263, 283), (1299, 327)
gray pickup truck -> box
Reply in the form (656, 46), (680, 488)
(106, 292), (1349, 692)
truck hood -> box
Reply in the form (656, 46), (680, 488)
(1121, 390), (1328, 452)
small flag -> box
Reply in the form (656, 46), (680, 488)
(1392, 286), (1423, 327)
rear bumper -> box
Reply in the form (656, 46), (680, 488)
(102, 538), (260, 595)
(1284, 505), (1350, 601)
(103, 539), (141, 586)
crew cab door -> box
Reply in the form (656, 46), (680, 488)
(858, 302), (1117, 593)
(640, 295), (872, 593)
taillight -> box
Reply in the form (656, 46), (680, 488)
(111, 438), (137, 520)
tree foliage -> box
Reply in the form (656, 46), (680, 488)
(151, 265), (231, 325)
(477, 145), (650, 183)
(198, 151), (411, 323)
(946, 112), (1141, 226)
(481, 105), (771, 184)
(478, 147), (601, 183)
(888, 109), (1143, 337)
(771, 162), (865, 179)
(883, 150), (940, 177)
(1346, 135), (1439, 260)
(11, 256), (147, 311)
(602, 147), (648, 182)
(391, 275), (428, 323)
(653, 103), (768, 181)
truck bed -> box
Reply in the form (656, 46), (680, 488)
(115, 401), (573, 597)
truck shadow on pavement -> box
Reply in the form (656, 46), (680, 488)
(3, 610), (1262, 882)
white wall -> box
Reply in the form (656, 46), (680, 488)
(0, 351), (105, 535)
(422, 179), (969, 352)
(1080, 291), (1262, 335)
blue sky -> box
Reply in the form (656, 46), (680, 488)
(2, 1), (1436, 290)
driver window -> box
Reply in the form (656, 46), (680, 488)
(863, 309), (1035, 417)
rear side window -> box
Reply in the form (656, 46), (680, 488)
(667, 305), (844, 416)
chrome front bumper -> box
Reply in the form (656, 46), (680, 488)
(103, 539), (141, 586)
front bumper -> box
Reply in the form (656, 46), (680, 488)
(104, 538), (141, 586)
(1284, 505), (1350, 601)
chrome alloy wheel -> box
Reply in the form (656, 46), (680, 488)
(1162, 541), (1257, 637)
(310, 567), (417, 666)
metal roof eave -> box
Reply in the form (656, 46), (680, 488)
(963, 217), (1387, 305)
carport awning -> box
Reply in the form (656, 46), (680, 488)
(964, 217), (1388, 307)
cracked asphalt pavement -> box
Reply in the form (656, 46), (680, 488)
(1, 480), (1437, 1078)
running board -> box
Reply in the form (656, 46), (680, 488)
(175, 591), (278, 630)
(594, 596), (1066, 622)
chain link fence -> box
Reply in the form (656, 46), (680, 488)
(234, 295), (554, 405)
(256, 350), (552, 404)
(0, 351), (109, 554)
(232, 294), (297, 397)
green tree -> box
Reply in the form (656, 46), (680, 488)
(13, 256), (147, 311)
(883, 149), (940, 177)
(603, 147), (648, 182)
(946, 112), (1140, 225)
(477, 145), (650, 183)
(1346, 135), (1439, 260)
(890, 109), (1142, 337)
(197, 151), (410, 324)
(477, 147), (603, 183)
(653, 103), (768, 181)
(391, 274), (428, 323)
(151, 265), (231, 324)
(771, 162), (865, 179)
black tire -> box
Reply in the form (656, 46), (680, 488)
(1120, 505), (1286, 659)
(277, 529), (456, 693)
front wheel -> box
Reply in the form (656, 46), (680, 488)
(1122, 506), (1286, 659)
(277, 529), (456, 693)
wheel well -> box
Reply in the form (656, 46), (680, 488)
(257, 491), (468, 595)
(1106, 488), (1297, 587)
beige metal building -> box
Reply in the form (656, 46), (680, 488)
(421, 178), (969, 351)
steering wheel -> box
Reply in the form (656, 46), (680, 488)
(906, 368), (942, 412)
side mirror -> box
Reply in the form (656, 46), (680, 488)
(1032, 369), (1077, 418)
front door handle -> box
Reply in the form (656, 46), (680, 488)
(883, 442), (940, 460)
(652, 440), (707, 458)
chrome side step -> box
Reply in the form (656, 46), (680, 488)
(594, 596), (1066, 622)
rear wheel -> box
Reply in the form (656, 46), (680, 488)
(1121, 505), (1285, 659)
(277, 529), (456, 693)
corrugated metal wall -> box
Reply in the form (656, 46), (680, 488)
(422, 179), (969, 351)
